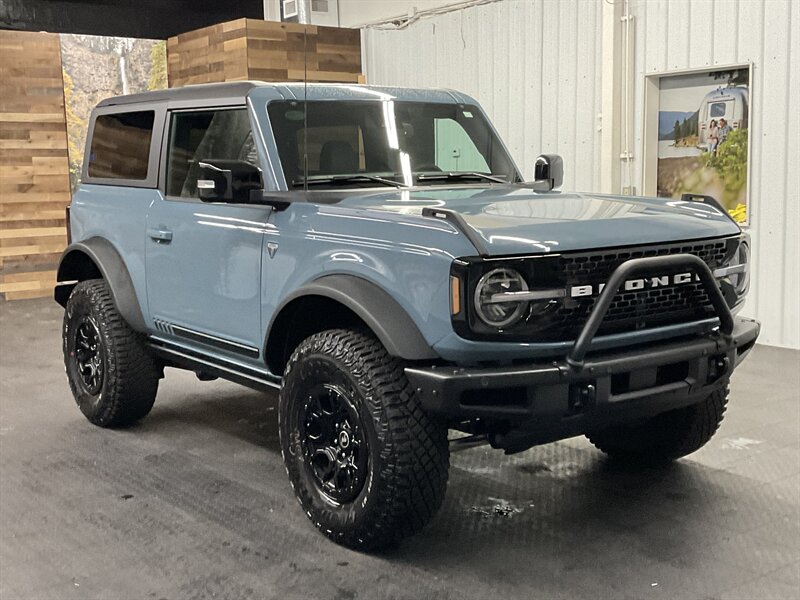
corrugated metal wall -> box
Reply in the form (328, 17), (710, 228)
(629, 0), (798, 348)
(363, 0), (604, 191)
(362, 0), (798, 348)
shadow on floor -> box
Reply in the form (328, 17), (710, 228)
(135, 384), (282, 453)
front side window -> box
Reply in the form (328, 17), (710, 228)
(267, 100), (517, 188)
(433, 117), (490, 172)
(165, 109), (256, 198)
(88, 111), (154, 180)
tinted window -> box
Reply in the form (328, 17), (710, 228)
(267, 100), (517, 188)
(88, 111), (155, 180)
(166, 109), (256, 198)
(297, 126), (366, 173)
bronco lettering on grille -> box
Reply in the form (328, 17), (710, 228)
(568, 272), (698, 298)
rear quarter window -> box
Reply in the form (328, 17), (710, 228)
(88, 111), (155, 180)
(709, 101), (730, 118)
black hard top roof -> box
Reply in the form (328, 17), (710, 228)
(96, 81), (261, 107)
(94, 81), (475, 108)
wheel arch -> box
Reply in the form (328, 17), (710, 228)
(54, 237), (146, 331)
(264, 274), (438, 376)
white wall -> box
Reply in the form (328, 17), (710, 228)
(265, 0), (471, 28)
(629, 0), (799, 349)
(263, 0), (281, 21)
(338, 0), (468, 27)
(360, 0), (799, 348)
(363, 0), (604, 191)
(263, 0), (342, 25)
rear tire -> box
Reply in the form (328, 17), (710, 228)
(587, 385), (729, 463)
(279, 329), (449, 550)
(63, 279), (159, 427)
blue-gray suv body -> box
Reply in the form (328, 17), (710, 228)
(56, 81), (760, 549)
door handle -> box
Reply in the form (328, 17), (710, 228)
(147, 228), (173, 243)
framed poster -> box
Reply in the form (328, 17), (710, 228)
(643, 65), (752, 225)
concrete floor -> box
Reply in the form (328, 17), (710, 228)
(1, 299), (798, 600)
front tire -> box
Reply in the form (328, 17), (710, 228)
(279, 329), (449, 550)
(587, 385), (729, 463)
(63, 279), (160, 427)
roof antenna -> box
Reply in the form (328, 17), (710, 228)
(303, 19), (309, 193)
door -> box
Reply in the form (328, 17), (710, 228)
(145, 107), (270, 357)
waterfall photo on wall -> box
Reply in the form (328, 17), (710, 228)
(656, 66), (751, 224)
(60, 34), (168, 192)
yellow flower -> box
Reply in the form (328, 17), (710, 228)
(728, 203), (747, 223)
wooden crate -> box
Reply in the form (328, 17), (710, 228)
(0, 30), (71, 301)
(167, 18), (362, 88)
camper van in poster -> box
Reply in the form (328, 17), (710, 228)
(698, 86), (749, 150)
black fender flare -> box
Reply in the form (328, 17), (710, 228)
(266, 274), (438, 362)
(55, 237), (147, 332)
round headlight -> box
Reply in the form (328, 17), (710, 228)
(474, 267), (529, 328)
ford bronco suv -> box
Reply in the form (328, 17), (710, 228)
(56, 82), (759, 550)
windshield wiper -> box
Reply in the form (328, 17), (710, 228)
(292, 174), (405, 188)
(416, 172), (508, 184)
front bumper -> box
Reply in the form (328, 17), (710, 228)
(405, 253), (760, 453)
(406, 316), (759, 418)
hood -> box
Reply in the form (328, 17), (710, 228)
(335, 185), (741, 255)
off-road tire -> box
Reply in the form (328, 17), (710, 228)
(279, 329), (449, 550)
(63, 279), (159, 427)
(587, 385), (729, 463)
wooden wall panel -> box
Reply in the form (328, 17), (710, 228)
(167, 19), (362, 88)
(167, 19), (250, 87)
(0, 30), (70, 301)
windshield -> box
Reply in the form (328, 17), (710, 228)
(266, 100), (518, 188)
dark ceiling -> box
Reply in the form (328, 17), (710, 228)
(0, 0), (264, 39)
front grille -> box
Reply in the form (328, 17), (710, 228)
(551, 239), (731, 339)
(559, 241), (729, 280)
(450, 236), (738, 343)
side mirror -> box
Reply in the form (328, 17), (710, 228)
(533, 154), (564, 191)
(197, 160), (262, 203)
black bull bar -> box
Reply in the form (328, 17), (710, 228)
(565, 253), (734, 367)
(405, 254), (760, 440)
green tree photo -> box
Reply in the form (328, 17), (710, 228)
(706, 129), (748, 192)
(148, 41), (167, 90)
(62, 69), (86, 191)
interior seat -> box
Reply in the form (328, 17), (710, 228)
(319, 140), (358, 175)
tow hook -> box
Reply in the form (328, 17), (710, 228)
(195, 370), (218, 382)
(707, 355), (730, 383)
(569, 383), (596, 414)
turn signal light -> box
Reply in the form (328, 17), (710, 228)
(450, 275), (462, 316)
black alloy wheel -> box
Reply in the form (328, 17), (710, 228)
(300, 383), (369, 504)
(73, 316), (104, 395)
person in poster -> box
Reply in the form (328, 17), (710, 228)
(707, 119), (719, 155)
